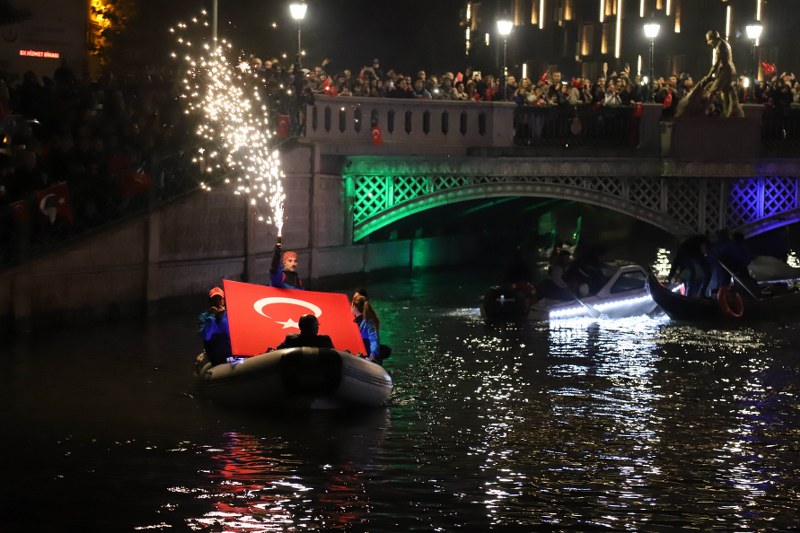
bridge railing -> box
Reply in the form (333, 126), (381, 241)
(305, 95), (516, 151)
(512, 105), (638, 147)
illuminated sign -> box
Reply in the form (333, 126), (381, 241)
(19, 49), (61, 59)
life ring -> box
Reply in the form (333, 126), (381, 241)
(717, 287), (744, 318)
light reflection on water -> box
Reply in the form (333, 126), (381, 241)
(2, 269), (800, 530)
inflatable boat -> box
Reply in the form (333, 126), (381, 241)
(195, 347), (393, 410)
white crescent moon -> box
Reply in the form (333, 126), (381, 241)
(253, 297), (323, 319)
(39, 193), (55, 214)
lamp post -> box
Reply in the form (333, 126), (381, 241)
(496, 18), (513, 101)
(289, 2), (307, 67)
(643, 21), (661, 102)
(745, 21), (763, 81)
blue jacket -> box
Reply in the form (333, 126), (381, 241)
(355, 315), (380, 356)
(198, 310), (232, 364)
(269, 263), (304, 290)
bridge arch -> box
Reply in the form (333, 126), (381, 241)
(344, 157), (800, 243)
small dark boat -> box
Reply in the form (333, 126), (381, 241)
(646, 271), (800, 322)
(480, 283), (536, 321)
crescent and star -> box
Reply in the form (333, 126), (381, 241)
(253, 297), (323, 329)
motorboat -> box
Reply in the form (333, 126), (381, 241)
(195, 347), (393, 410)
(646, 270), (800, 323)
(530, 262), (658, 321)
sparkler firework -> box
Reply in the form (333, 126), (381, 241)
(171, 11), (285, 235)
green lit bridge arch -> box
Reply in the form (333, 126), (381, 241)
(343, 156), (800, 242)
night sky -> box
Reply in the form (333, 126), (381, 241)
(136, 0), (467, 75)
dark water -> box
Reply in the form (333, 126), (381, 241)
(2, 268), (800, 531)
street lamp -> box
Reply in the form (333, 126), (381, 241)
(746, 21), (763, 80)
(643, 20), (661, 102)
(496, 18), (513, 101)
(289, 2), (307, 67)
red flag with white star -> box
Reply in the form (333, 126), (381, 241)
(34, 182), (73, 224)
(222, 280), (365, 356)
(371, 125), (382, 146)
(277, 115), (290, 138)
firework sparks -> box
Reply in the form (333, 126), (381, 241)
(172, 11), (285, 235)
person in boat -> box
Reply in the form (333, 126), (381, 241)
(276, 314), (334, 349)
(709, 230), (758, 296)
(503, 248), (532, 285)
(269, 237), (304, 290)
(197, 286), (232, 366)
(352, 293), (381, 363)
(668, 235), (712, 297)
(564, 245), (609, 297)
(502, 247), (536, 296)
(537, 249), (575, 301)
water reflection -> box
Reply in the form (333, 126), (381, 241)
(176, 410), (390, 531)
(5, 268), (800, 531)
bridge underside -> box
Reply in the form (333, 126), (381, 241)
(343, 157), (800, 242)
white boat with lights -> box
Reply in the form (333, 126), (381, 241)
(530, 262), (658, 321)
(195, 347), (393, 410)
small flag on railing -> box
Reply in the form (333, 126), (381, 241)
(277, 115), (290, 138)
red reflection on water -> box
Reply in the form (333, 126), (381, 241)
(196, 430), (372, 530)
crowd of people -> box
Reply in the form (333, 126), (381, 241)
(0, 60), (195, 262)
(249, 52), (800, 117)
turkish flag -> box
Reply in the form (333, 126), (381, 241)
(121, 171), (152, 197)
(9, 199), (31, 222)
(277, 115), (290, 138)
(222, 280), (366, 356)
(34, 182), (73, 224)
(371, 125), (382, 146)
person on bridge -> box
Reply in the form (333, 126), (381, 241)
(276, 314), (334, 349)
(197, 286), (232, 366)
(269, 237), (304, 290)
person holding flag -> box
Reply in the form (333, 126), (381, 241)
(198, 286), (232, 365)
(269, 237), (304, 290)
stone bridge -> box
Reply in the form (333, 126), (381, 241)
(305, 95), (800, 242)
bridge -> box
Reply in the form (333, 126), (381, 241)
(306, 95), (800, 241)
(3, 95), (800, 335)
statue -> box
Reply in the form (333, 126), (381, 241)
(676, 30), (744, 118)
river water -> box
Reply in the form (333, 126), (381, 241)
(2, 267), (800, 531)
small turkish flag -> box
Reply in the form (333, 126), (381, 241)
(9, 199), (31, 222)
(277, 114), (290, 138)
(371, 125), (382, 146)
(223, 280), (366, 356)
(34, 182), (73, 224)
(121, 171), (152, 197)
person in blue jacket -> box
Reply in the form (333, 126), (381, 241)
(351, 293), (380, 362)
(197, 286), (232, 365)
(269, 237), (304, 289)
